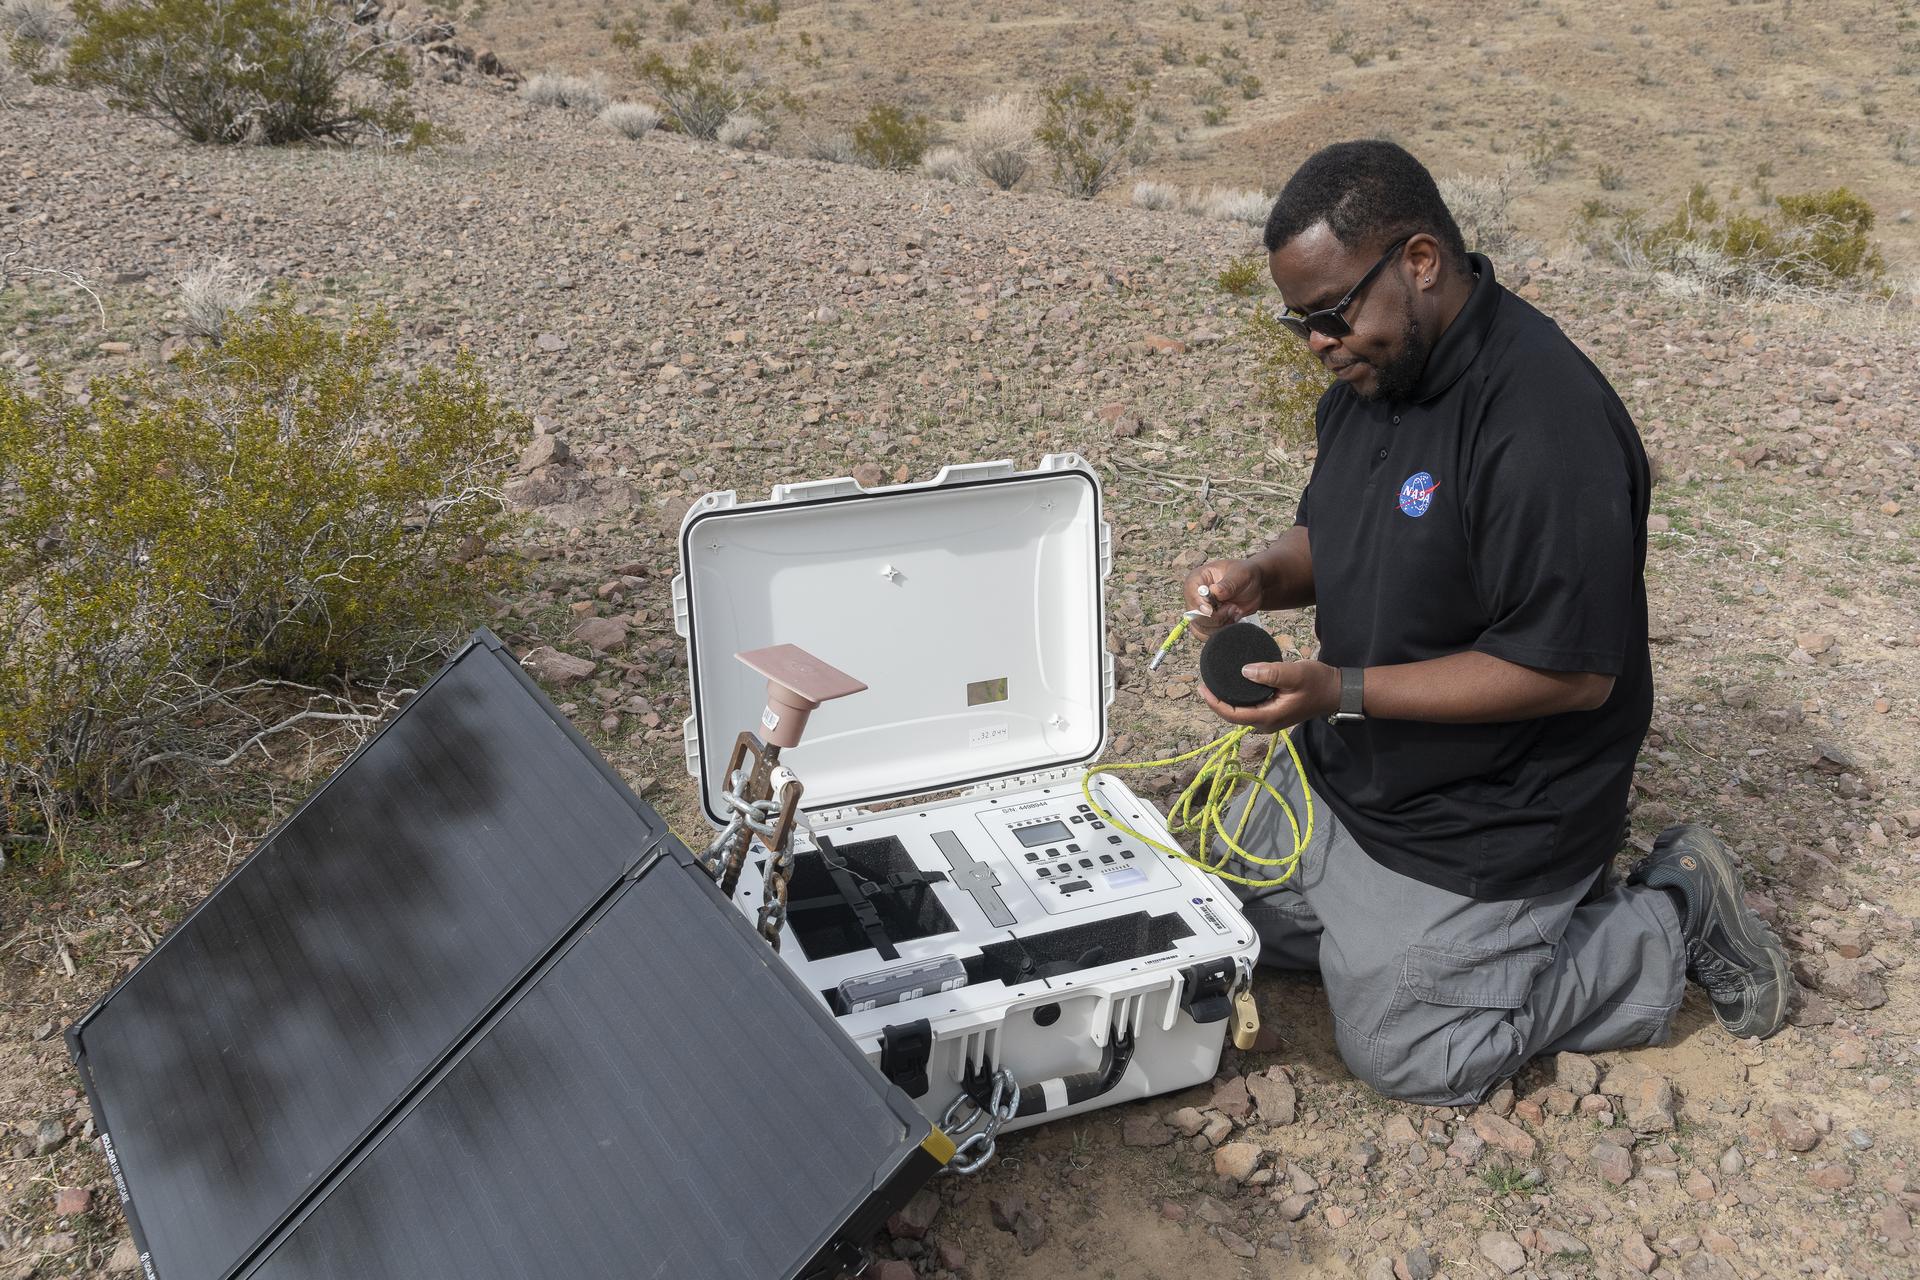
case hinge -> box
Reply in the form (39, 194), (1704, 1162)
(1179, 959), (1236, 1025)
(879, 1018), (934, 1098)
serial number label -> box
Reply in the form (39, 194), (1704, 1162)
(968, 723), (1010, 748)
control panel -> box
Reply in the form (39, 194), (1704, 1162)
(974, 795), (1176, 915)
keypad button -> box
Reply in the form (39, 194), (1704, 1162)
(1090, 821), (1106, 829)
(1099, 854), (1114, 865)
(1066, 843), (1081, 853)
(1069, 814), (1084, 823)
(1107, 834), (1123, 845)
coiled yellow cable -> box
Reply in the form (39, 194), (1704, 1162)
(1079, 722), (1313, 890)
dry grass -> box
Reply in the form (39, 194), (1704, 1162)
(598, 101), (660, 138)
(522, 70), (610, 115)
(0, 0), (67, 46)
(716, 110), (768, 150)
(1438, 166), (1527, 257)
(922, 145), (973, 184)
(960, 93), (1038, 191)
(1131, 180), (1178, 211)
(177, 256), (260, 343)
(1189, 185), (1270, 226)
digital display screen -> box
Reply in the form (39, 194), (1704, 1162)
(1014, 820), (1071, 848)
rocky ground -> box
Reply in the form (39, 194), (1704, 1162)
(2, 21), (1918, 1280)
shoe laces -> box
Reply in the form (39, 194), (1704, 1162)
(1687, 939), (1746, 1004)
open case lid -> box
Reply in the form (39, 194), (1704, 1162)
(675, 455), (1113, 826)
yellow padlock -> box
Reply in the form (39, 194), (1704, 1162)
(1231, 986), (1260, 1051)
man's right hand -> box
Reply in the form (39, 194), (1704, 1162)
(1183, 558), (1264, 635)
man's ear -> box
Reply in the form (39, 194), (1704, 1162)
(1404, 234), (1444, 289)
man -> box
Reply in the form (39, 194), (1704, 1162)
(1183, 141), (1789, 1106)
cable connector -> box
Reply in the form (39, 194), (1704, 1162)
(1148, 609), (1208, 671)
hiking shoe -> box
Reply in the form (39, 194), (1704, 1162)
(1630, 824), (1790, 1039)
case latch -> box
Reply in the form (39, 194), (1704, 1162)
(1179, 959), (1235, 1025)
(879, 1018), (934, 1098)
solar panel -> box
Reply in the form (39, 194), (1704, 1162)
(69, 633), (936, 1280)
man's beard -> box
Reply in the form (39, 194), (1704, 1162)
(1359, 303), (1430, 404)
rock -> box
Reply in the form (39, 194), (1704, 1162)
(1347, 1140), (1379, 1170)
(1829, 1039), (1868, 1069)
(1880, 1206), (1915, 1244)
(1326, 1204), (1352, 1229)
(1489, 1082), (1515, 1116)
(1142, 333), (1187, 355)
(887, 1188), (942, 1240)
(1013, 1210), (1048, 1255)
(1273, 1193), (1312, 1221)
(1217, 1228), (1256, 1259)
(1122, 1113), (1174, 1147)
(852, 461), (888, 488)
(870, 1262), (913, 1280)
(1810, 1163), (1854, 1190)
(1686, 1170), (1716, 1200)
(1400, 1245), (1436, 1280)
(1646, 513), (1672, 532)
(1211, 1075), (1251, 1120)
(1537, 1226), (1588, 1256)
(570, 616), (629, 653)
(1159, 1201), (1187, 1223)
(1366, 1257), (1398, 1280)
(1820, 956), (1888, 1010)
(1718, 1146), (1745, 1177)
(1769, 1103), (1820, 1152)
(32, 1118), (66, 1156)
(936, 1241), (966, 1269)
(1192, 1194), (1234, 1225)
(534, 331), (568, 352)
(1623, 1232), (1658, 1273)
(1213, 1141), (1262, 1182)
(1470, 1109), (1537, 1159)
(1591, 1140), (1633, 1185)
(1626, 1076), (1676, 1134)
(1167, 1105), (1207, 1137)
(989, 1193), (1024, 1232)
(1513, 1098), (1545, 1126)
(521, 646), (596, 687)
(517, 433), (569, 472)
(1478, 1230), (1525, 1274)
(1200, 1112), (1233, 1146)
(54, 1187), (92, 1216)
(1247, 1067), (1297, 1125)
(1702, 1227), (1739, 1257)
(108, 1239), (143, 1273)
(1553, 1052), (1599, 1096)
(1382, 1114), (1420, 1146)
(1446, 1128), (1486, 1166)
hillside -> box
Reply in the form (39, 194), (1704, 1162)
(2, 8), (1919, 1279)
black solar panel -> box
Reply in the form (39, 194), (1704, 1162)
(69, 633), (935, 1280)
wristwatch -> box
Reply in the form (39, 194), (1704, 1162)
(1328, 666), (1366, 725)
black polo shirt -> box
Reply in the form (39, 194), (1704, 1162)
(1292, 254), (1652, 901)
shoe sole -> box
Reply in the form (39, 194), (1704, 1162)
(1651, 824), (1792, 1038)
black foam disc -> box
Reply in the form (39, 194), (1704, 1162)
(1199, 622), (1285, 707)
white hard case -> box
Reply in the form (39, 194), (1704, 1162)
(675, 455), (1260, 1134)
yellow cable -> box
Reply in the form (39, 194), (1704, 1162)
(1080, 717), (1315, 891)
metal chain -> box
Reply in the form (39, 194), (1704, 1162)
(756, 847), (793, 949)
(696, 765), (785, 881)
(940, 1067), (1020, 1176)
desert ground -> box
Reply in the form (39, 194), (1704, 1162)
(2, 1), (1917, 1278)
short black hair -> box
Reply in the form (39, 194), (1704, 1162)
(1263, 140), (1468, 270)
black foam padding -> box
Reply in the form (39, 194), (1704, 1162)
(1199, 622), (1285, 707)
(68, 631), (932, 1280)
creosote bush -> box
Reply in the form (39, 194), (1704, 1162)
(599, 100), (661, 138)
(851, 103), (930, 171)
(1037, 77), (1147, 199)
(523, 70), (610, 114)
(60, 0), (434, 147)
(1580, 184), (1886, 297)
(624, 36), (765, 140)
(1244, 303), (1331, 448)
(0, 302), (525, 830)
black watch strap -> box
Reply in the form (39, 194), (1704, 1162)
(1331, 666), (1365, 723)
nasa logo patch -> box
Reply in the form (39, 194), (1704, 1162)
(1397, 471), (1439, 518)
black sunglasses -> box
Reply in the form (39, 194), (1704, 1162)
(1277, 235), (1412, 340)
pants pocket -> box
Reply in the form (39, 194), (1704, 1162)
(1371, 944), (1555, 1104)
(1402, 943), (1553, 1008)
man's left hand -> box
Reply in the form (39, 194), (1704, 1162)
(1198, 659), (1342, 732)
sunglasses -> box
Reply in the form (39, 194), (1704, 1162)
(1277, 235), (1412, 340)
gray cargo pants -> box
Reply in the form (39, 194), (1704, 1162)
(1219, 756), (1686, 1106)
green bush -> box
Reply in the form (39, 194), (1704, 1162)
(58, 0), (432, 146)
(1216, 254), (1266, 296)
(1036, 77), (1146, 199)
(0, 303), (525, 828)
(851, 103), (930, 171)
(625, 37), (765, 139)
(1581, 184), (1886, 295)
(1244, 304), (1331, 448)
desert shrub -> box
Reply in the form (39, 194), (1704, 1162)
(522, 70), (610, 114)
(1132, 179), (1178, 211)
(1, 0), (67, 46)
(960, 93), (1037, 190)
(1581, 184), (1886, 296)
(1192, 185), (1269, 225)
(1437, 168), (1524, 256)
(599, 100), (661, 138)
(1036, 77), (1145, 199)
(177, 255), (261, 343)
(851, 103), (930, 170)
(0, 302), (525, 828)
(60, 0), (431, 146)
(921, 144), (972, 183)
(717, 108), (768, 149)
(796, 128), (856, 163)
(1216, 254), (1266, 296)
(628, 38), (766, 140)
(1244, 303), (1331, 447)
